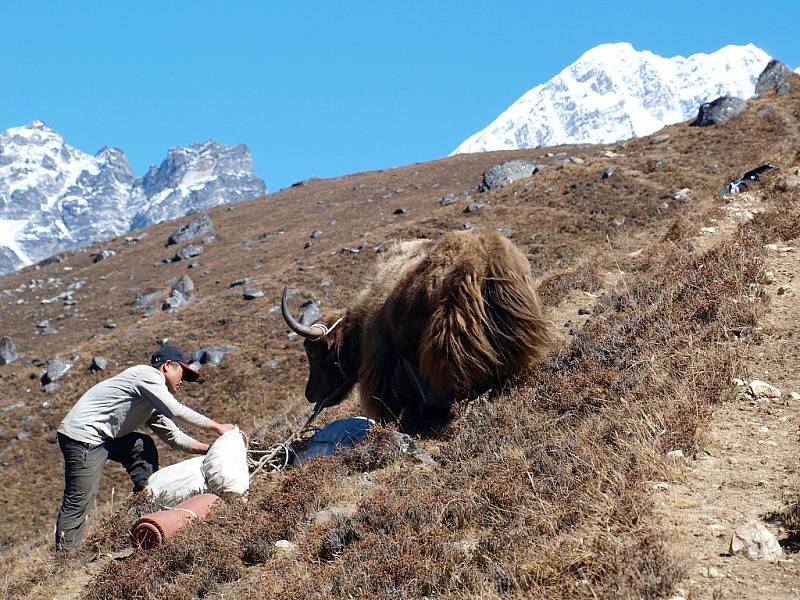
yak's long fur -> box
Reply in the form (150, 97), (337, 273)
(304, 230), (551, 431)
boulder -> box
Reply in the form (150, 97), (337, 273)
(729, 521), (783, 562)
(174, 243), (204, 261)
(693, 96), (746, 127)
(464, 202), (483, 213)
(439, 194), (456, 207)
(91, 248), (116, 263)
(602, 165), (618, 179)
(42, 359), (71, 385)
(0, 337), (19, 365)
(91, 357), (109, 372)
(167, 213), (215, 246)
(172, 275), (195, 296)
(672, 189), (692, 202)
(162, 290), (189, 310)
(756, 59), (793, 95)
(191, 345), (237, 369)
(298, 299), (321, 326)
(748, 380), (781, 399)
(227, 277), (253, 288)
(478, 160), (538, 192)
(243, 289), (264, 300)
(131, 288), (164, 312)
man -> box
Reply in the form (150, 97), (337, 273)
(54, 345), (235, 549)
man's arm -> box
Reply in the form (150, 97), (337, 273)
(136, 371), (232, 435)
(146, 413), (210, 454)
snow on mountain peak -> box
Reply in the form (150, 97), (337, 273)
(0, 124), (267, 274)
(452, 43), (771, 155)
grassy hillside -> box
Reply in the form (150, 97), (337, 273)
(2, 77), (799, 598)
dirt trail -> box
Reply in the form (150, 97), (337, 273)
(659, 185), (800, 599)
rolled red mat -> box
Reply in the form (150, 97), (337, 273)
(131, 493), (220, 550)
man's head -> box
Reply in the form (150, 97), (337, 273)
(150, 345), (201, 392)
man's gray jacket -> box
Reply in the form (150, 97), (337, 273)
(57, 364), (212, 451)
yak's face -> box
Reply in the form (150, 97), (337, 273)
(302, 338), (350, 405)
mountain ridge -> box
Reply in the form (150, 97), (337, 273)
(452, 42), (775, 155)
(0, 121), (267, 274)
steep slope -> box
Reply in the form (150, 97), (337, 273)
(1, 75), (799, 599)
(453, 43), (770, 154)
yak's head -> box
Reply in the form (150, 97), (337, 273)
(281, 288), (357, 407)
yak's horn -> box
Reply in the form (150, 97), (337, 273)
(281, 287), (328, 339)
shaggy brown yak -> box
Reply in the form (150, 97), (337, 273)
(282, 230), (551, 432)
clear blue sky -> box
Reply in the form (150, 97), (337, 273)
(2, 1), (798, 191)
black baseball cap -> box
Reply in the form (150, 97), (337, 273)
(150, 345), (201, 382)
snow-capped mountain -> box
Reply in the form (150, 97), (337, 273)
(452, 43), (772, 155)
(0, 122), (266, 274)
(130, 141), (265, 229)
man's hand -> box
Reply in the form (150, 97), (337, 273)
(191, 441), (210, 455)
(210, 422), (235, 436)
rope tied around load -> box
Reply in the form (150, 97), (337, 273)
(245, 396), (332, 478)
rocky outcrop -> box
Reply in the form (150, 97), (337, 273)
(692, 96), (746, 127)
(478, 160), (538, 192)
(756, 59), (793, 95)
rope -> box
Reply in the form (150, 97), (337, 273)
(246, 397), (331, 478)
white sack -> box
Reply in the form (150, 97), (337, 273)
(145, 455), (207, 505)
(201, 426), (249, 499)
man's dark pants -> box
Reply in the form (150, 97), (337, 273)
(55, 432), (158, 549)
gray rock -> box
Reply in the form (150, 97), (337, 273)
(131, 288), (163, 312)
(174, 243), (204, 261)
(191, 345), (237, 368)
(243, 288), (264, 300)
(172, 274), (194, 296)
(393, 207), (407, 215)
(569, 156), (585, 165)
(650, 134), (670, 144)
(42, 359), (71, 385)
(310, 230), (322, 239)
(299, 299), (321, 326)
(103, 319), (117, 329)
(756, 59), (793, 95)
(602, 165), (618, 179)
(341, 247), (360, 254)
(693, 96), (746, 127)
(393, 432), (435, 465)
(166, 213), (215, 246)
(439, 194), (456, 207)
(464, 202), (483, 213)
(17, 431), (32, 440)
(462, 223), (474, 230)
(478, 159), (538, 192)
(748, 380), (781, 399)
(621, 170), (642, 177)
(729, 521), (783, 562)
(91, 248), (116, 263)
(495, 227), (513, 236)
(162, 290), (189, 310)
(227, 277), (253, 288)
(91, 357), (109, 372)
(672, 188), (692, 202)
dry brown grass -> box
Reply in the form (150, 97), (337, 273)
(74, 204), (772, 599)
(536, 264), (603, 307)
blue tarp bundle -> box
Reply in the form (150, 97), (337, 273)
(292, 416), (375, 465)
